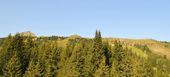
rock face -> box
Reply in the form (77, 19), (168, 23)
(19, 31), (36, 37)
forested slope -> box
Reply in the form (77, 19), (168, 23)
(0, 31), (170, 77)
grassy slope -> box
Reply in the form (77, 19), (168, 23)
(130, 46), (148, 58)
(37, 36), (170, 60)
(104, 38), (170, 60)
(56, 35), (170, 59)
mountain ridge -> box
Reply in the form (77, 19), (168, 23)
(0, 31), (169, 59)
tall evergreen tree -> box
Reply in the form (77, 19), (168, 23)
(43, 41), (58, 77)
(24, 61), (42, 77)
(7, 33), (28, 74)
(113, 40), (133, 77)
(80, 40), (94, 77)
(0, 34), (13, 75)
(94, 56), (110, 77)
(102, 41), (112, 66)
(91, 30), (104, 74)
(24, 36), (36, 61)
(3, 53), (22, 77)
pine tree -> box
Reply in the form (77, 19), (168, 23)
(113, 40), (133, 77)
(0, 34), (13, 75)
(24, 61), (42, 77)
(94, 57), (110, 77)
(102, 41), (112, 66)
(44, 51), (55, 77)
(24, 36), (36, 62)
(80, 40), (94, 77)
(94, 30), (102, 49)
(7, 33), (29, 73)
(91, 30), (103, 73)
(58, 42), (82, 77)
(43, 41), (58, 77)
(3, 53), (22, 77)
(57, 59), (80, 77)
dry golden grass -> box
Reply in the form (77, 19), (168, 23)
(57, 37), (170, 60)
(104, 38), (170, 59)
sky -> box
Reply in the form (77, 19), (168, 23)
(0, 0), (170, 41)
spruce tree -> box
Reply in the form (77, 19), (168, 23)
(43, 41), (58, 77)
(0, 34), (13, 75)
(3, 53), (22, 77)
(102, 41), (112, 66)
(81, 40), (94, 77)
(113, 40), (133, 77)
(24, 36), (36, 62)
(94, 57), (110, 77)
(91, 30), (103, 73)
(7, 33), (28, 73)
(24, 61), (42, 77)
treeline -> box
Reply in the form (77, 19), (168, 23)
(0, 31), (170, 77)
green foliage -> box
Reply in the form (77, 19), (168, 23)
(131, 46), (148, 58)
(0, 34), (13, 75)
(3, 53), (22, 77)
(91, 30), (104, 74)
(0, 31), (170, 77)
(113, 41), (133, 77)
(24, 61), (42, 77)
(94, 57), (110, 77)
(134, 44), (151, 53)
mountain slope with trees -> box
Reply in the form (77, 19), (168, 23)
(0, 31), (170, 77)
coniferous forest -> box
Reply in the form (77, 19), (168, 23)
(0, 30), (170, 77)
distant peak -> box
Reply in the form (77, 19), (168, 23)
(68, 35), (81, 39)
(19, 31), (36, 37)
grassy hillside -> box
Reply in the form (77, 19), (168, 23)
(56, 36), (170, 60)
(44, 35), (170, 60)
(104, 38), (170, 60)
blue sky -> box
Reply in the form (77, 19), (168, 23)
(0, 0), (170, 41)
